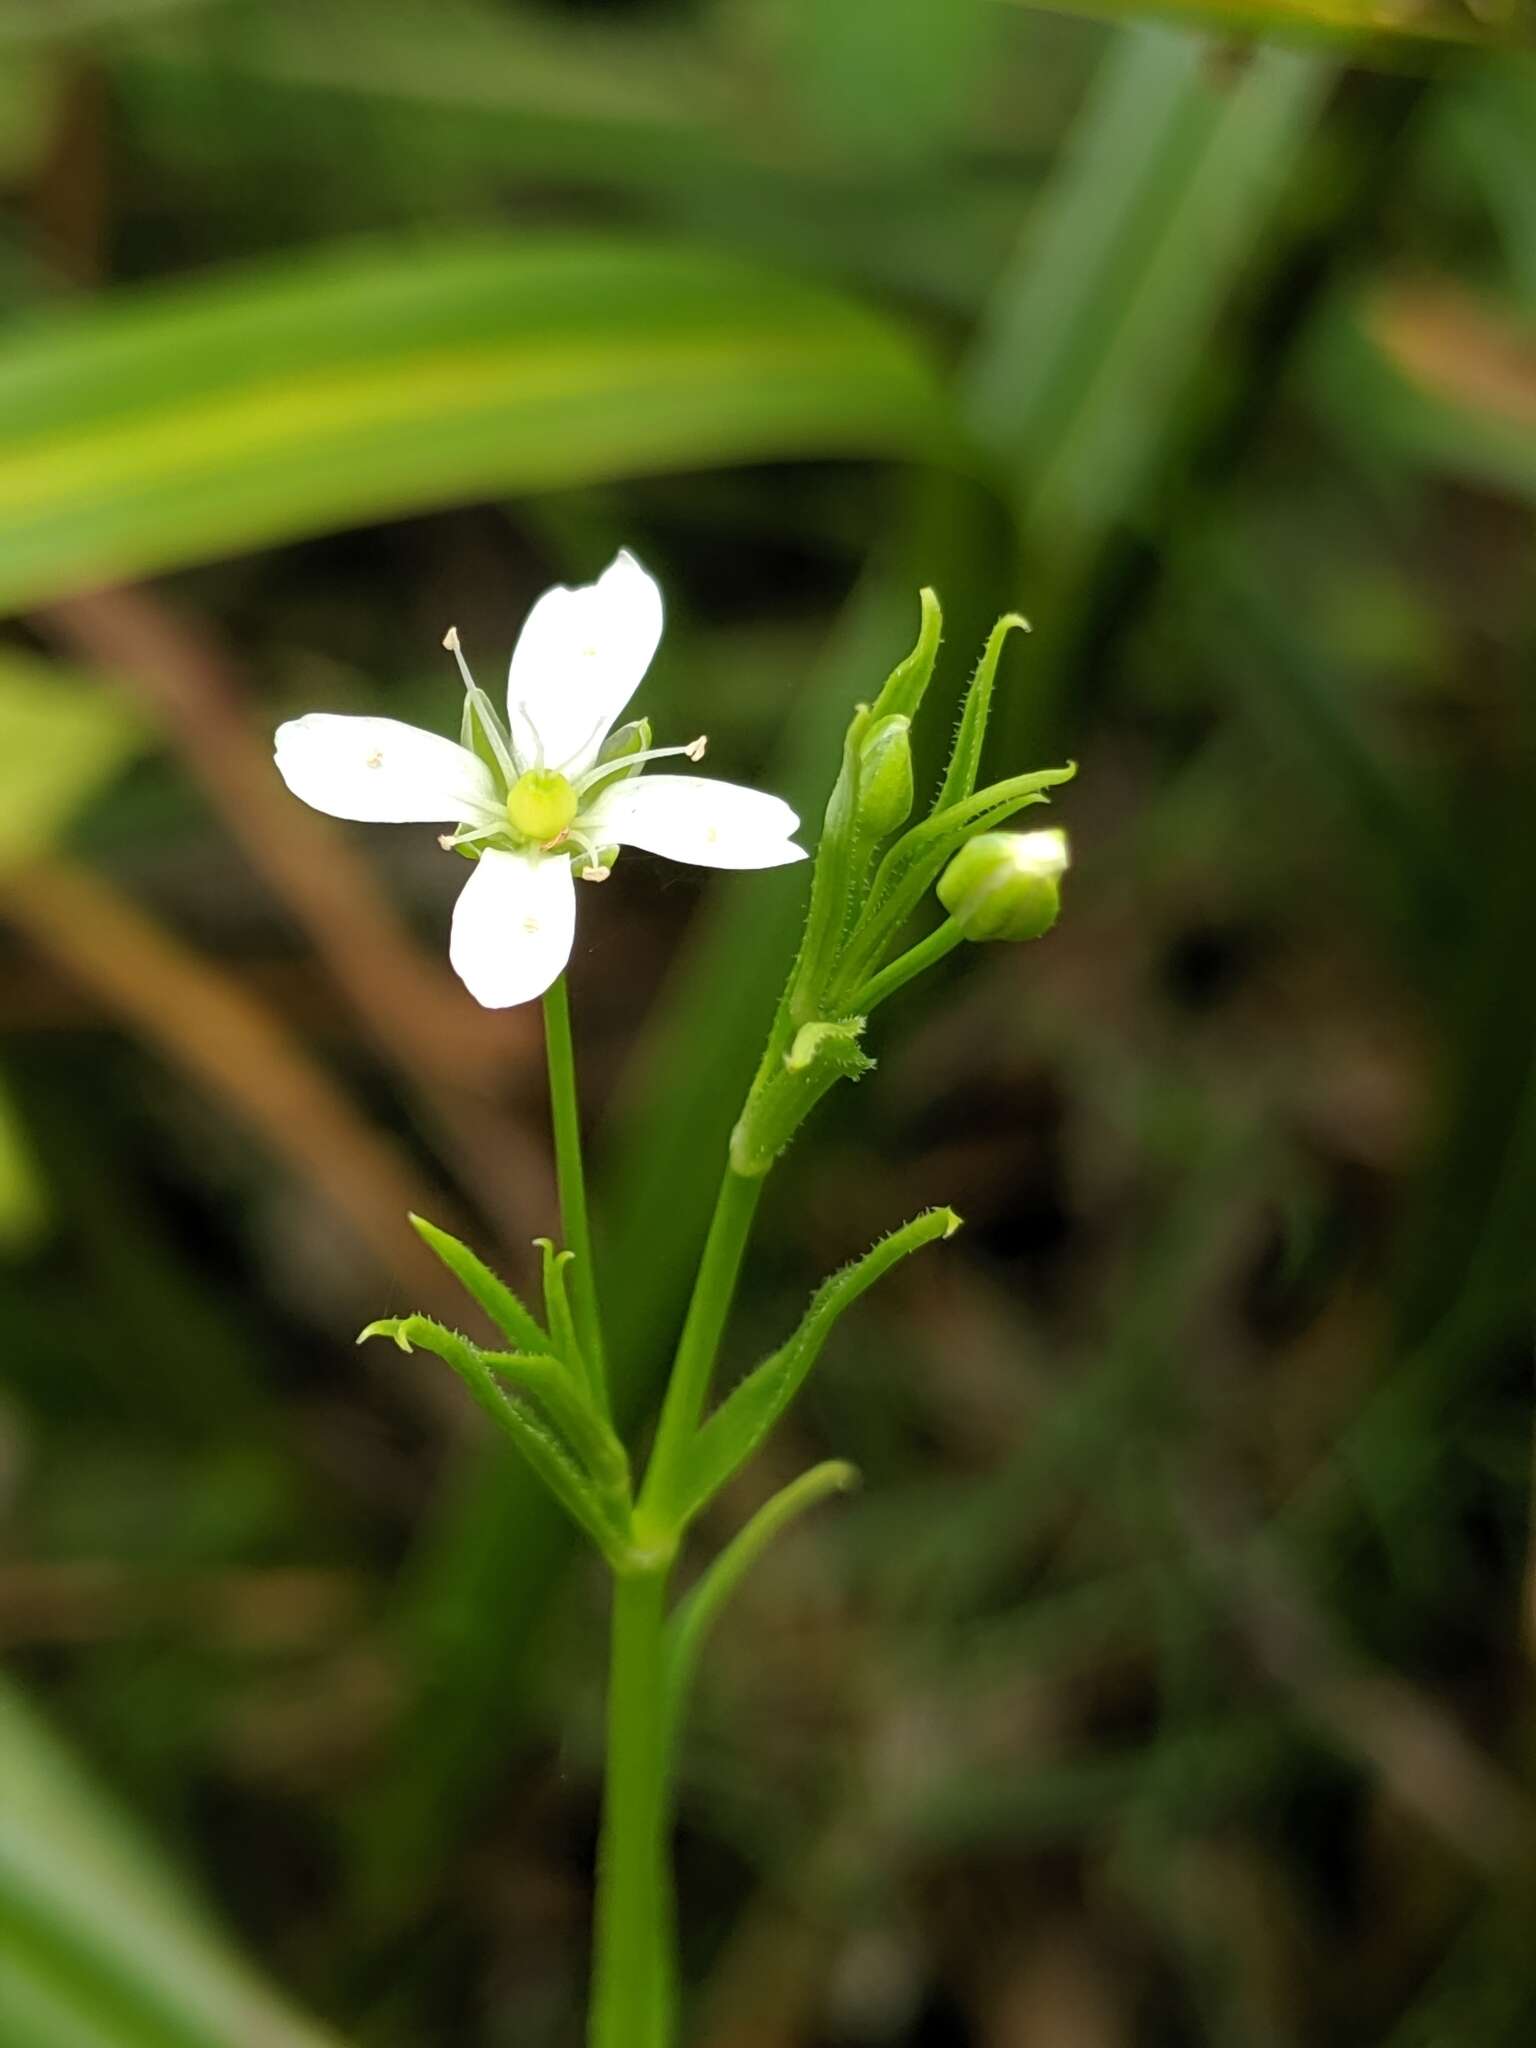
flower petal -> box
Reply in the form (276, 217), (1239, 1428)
(506, 550), (664, 777)
(584, 774), (807, 871)
(449, 848), (576, 1008)
(275, 714), (495, 824)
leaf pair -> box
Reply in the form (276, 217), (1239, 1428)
(360, 1217), (630, 1563)
(651, 1205), (961, 1535)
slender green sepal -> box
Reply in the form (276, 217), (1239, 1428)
(673, 1207), (961, 1526)
(855, 713), (915, 843)
(581, 716), (653, 806)
(358, 1317), (627, 1561)
(408, 1212), (549, 1354)
(729, 1017), (873, 1178)
(869, 584), (943, 725)
(937, 612), (1030, 812)
(664, 1460), (859, 1749)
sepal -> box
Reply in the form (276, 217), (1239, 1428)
(856, 714), (914, 842)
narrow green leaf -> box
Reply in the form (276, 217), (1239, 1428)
(936, 612), (1030, 812)
(665, 1461), (859, 1748)
(359, 1315), (626, 1560)
(0, 235), (949, 613)
(674, 1207), (960, 1526)
(408, 1212), (548, 1354)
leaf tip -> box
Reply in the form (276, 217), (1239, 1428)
(358, 1317), (408, 1351)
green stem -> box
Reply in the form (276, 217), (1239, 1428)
(590, 1563), (675, 2048)
(851, 916), (965, 1012)
(543, 973), (609, 1416)
(640, 1164), (764, 1530)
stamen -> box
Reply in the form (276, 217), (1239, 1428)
(438, 820), (501, 852)
(443, 625), (518, 784)
(568, 828), (612, 881)
(573, 735), (709, 797)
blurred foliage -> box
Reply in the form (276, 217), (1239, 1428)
(1, 2), (1535, 2047)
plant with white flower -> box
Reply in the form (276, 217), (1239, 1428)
(272, 557), (1073, 2048)
(275, 551), (805, 1009)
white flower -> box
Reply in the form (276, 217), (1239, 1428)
(274, 552), (806, 1007)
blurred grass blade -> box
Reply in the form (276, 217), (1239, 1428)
(0, 236), (948, 613)
(966, 26), (1332, 548)
(1307, 279), (1536, 500)
(993, 0), (1534, 53)
(0, 1676), (342, 2048)
(0, 651), (147, 875)
(0, 1070), (49, 1253)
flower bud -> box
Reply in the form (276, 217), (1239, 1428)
(937, 828), (1068, 942)
(857, 714), (914, 840)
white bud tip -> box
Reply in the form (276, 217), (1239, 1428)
(685, 735), (708, 762)
(437, 834), (454, 850)
(580, 864), (612, 883)
(442, 626), (460, 651)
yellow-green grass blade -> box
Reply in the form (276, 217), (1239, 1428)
(0, 235), (951, 615)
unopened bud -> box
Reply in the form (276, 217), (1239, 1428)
(937, 829), (1068, 942)
(857, 714), (914, 840)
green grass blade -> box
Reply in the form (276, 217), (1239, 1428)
(0, 1677), (342, 2048)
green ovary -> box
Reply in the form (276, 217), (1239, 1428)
(507, 769), (578, 843)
